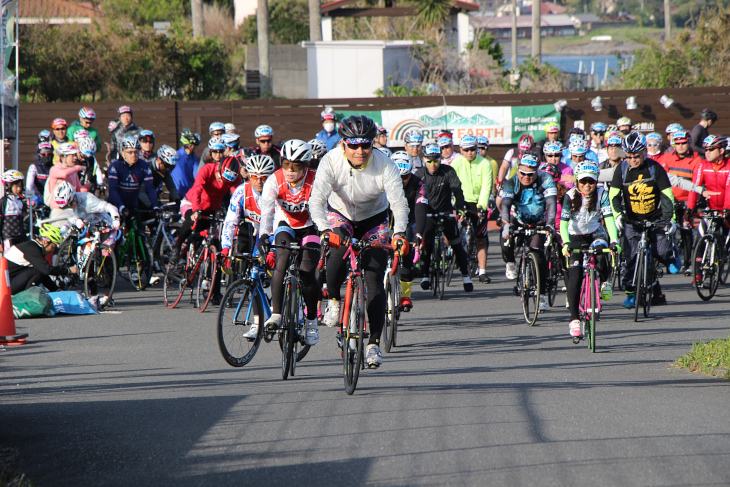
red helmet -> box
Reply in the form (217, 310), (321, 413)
(219, 156), (240, 182)
(518, 134), (534, 151)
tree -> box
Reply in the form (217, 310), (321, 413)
(240, 0), (310, 44)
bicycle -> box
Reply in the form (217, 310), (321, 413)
(149, 202), (180, 274)
(629, 220), (663, 322)
(426, 212), (457, 300)
(510, 225), (550, 326)
(322, 237), (396, 395)
(382, 248), (403, 354)
(543, 228), (562, 308)
(571, 245), (613, 351)
(194, 216), (225, 312)
(115, 214), (153, 291)
(692, 209), (730, 301)
(460, 217), (478, 279)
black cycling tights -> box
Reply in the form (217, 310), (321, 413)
(271, 228), (320, 320)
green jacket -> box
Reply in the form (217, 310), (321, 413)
(67, 120), (103, 153)
(451, 154), (494, 209)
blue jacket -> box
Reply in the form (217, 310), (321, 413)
(561, 147), (599, 169)
(171, 147), (199, 199)
(108, 159), (159, 210)
(315, 130), (341, 151)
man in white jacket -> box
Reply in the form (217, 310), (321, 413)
(310, 115), (409, 368)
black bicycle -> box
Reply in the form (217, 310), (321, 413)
(692, 209), (730, 301)
(510, 225), (550, 326)
(426, 212), (457, 300)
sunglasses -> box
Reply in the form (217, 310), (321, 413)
(546, 154), (561, 157)
(647, 143), (660, 147)
(39, 151), (53, 157)
(249, 174), (268, 182)
(282, 161), (304, 170)
(210, 150), (224, 154)
(439, 146), (451, 150)
(424, 159), (440, 164)
(625, 153), (643, 159)
(462, 148), (477, 152)
(54, 128), (66, 131)
(579, 178), (596, 184)
(258, 139), (273, 144)
(346, 142), (372, 150)
(408, 143), (422, 148)
(706, 147), (719, 152)
(674, 141), (688, 146)
(592, 131), (606, 136)
(519, 170), (537, 176)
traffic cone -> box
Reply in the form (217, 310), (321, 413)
(0, 256), (27, 345)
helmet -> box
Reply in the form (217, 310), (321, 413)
(38, 142), (53, 154)
(2, 169), (24, 184)
(424, 143), (441, 160)
(78, 107), (96, 120)
(404, 129), (424, 145)
(78, 138), (97, 157)
(39, 224), (64, 244)
(376, 126), (388, 136)
(254, 125), (274, 139)
(221, 133), (240, 149)
(703, 135), (728, 150)
(590, 122), (607, 133)
(338, 115), (377, 142)
(118, 106), (132, 115)
(672, 130), (691, 144)
(391, 151), (413, 175)
(575, 163), (600, 181)
(72, 129), (90, 141)
(519, 151), (540, 168)
(51, 118), (67, 129)
(209, 122), (226, 135)
(246, 154), (275, 176)
(460, 135), (477, 150)
(180, 131), (201, 146)
(646, 132), (663, 144)
(436, 130), (453, 140)
(224, 123), (236, 133)
(543, 141), (563, 155)
(208, 137), (226, 151)
(476, 136), (489, 149)
(700, 109), (718, 122)
(38, 130), (51, 142)
(665, 123), (683, 135)
(437, 136), (452, 148)
(108, 121), (120, 133)
(568, 127), (586, 138)
(219, 156), (240, 182)
(569, 139), (588, 155)
(122, 137), (141, 150)
(307, 139), (328, 159)
(622, 132), (647, 153)
(605, 132), (623, 146)
(518, 134), (534, 150)
(539, 162), (560, 181)
(54, 181), (76, 208)
(321, 106), (336, 121)
(544, 122), (560, 134)
(616, 117), (632, 126)
(55, 142), (79, 156)
(374, 146), (392, 157)
(157, 145), (178, 167)
(139, 130), (155, 143)
(281, 139), (312, 163)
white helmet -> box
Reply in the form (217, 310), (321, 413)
(56, 142), (79, 156)
(391, 151), (413, 176)
(54, 181), (76, 208)
(246, 154), (275, 176)
(224, 123), (236, 133)
(157, 145), (178, 167)
(2, 169), (24, 184)
(569, 139), (588, 156)
(78, 138), (97, 157)
(281, 139), (312, 163)
(307, 139), (328, 159)
(374, 146), (393, 157)
(72, 129), (90, 141)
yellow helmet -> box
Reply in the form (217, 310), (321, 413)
(39, 224), (64, 244)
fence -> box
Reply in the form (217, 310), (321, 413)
(16, 86), (730, 174)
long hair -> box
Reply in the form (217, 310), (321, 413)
(570, 186), (597, 214)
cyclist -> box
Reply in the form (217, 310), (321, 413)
(77, 138), (105, 196)
(37, 130), (51, 144)
(646, 133), (664, 161)
(451, 135), (494, 283)
(138, 130), (157, 166)
(310, 115), (410, 368)
(438, 136), (459, 166)
(374, 127), (389, 149)
(171, 131), (201, 200)
(50, 119), (69, 164)
(107, 137), (160, 219)
(560, 163), (620, 341)
(224, 123), (237, 134)
(500, 151), (557, 312)
(616, 117), (632, 136)
(589, 122), (609, 165)
(139, 145), (181, 209)
(109, 106), (142, 161)
(5, 224), (78, 295)
(315, 107), (341, 150)
(600, 132), (624, 170)
(392, 151), (427, 311)
(691, 109), (717, 157)
(252, 125), (281, 169)
(659, 130), (701, 275)
(1, 170), (27, 252)
(45, 143), (90, 225)
(543, 141), (574, 187)
(665, 123), (684, 153)
(609, 132), (676, 308)
(67, 107), (103, 151)
(53, 181), (121, 231)
(222, 133), (241, 156)
(200, 122), (226, 166)
(307, 139), (328, 170)
(535, 122), (561, 155)
(562, 129), (598, 167)
(26, 142), (54, 204)
(687, 135), (730, 233)
(256, 140), (320, 346)
(404, 129), (424, 171)
(414, 143), (474, 292)
(71, 129), (91, 143)
(498, 134), (534, 184)
(374, 146), (393, 158)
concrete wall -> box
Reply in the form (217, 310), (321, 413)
(245, 45), (309, 99)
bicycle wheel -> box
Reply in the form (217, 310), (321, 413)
(588, 267), (597, 352)
(522, 252), (540, 326)
(633, 251), (643, 323)
(439, 243), (447, 300)
(83, 244), (117, 306)
(57, 239), (79, 291)
(546, 243), (560, 307)
(163, 264), (186, 308)
(294, 295), (310, 364)
(430, 238), (440, 298)
(643, 257), (654, 319)
(383, 272), (397, 353)
(719, 238), (730, 285)
(344, 274), (365, 395)
(280, 278), (298, 380)
(129, 234), (153, 291)
(466, 227), (478, 278)
(446, 240), (455, 287)
(217, 279), (264, 367)
(153, 228), (175, 272)
(196, 246), (219, 312)
(692, 236), (719, 301)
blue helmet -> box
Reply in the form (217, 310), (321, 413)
(622, 132), (647, 153)
(391, 151), (413, 175)
(255, 125), (274, 138)
(139, 130), (155, 143)
(575, 163), (600, 181)
(519, 151), (540, 167)
(665, 123), (683, 135)
(460, 135), (477, 150)
(569, 139), (588, 156)
(543, 141), (563, 155)
(424, 143), (441, 160)
(437, 136), (452, 148)
(646, 132), (663, 144)
(208, 137), (226, 151)
(605, 132), (623, 147)
(221, 133), (240, 148)
(476, 136), (489, 148)
(590, 122), (607, 133)
(209, 122), (226, 135)
(404, 129), (423, 145)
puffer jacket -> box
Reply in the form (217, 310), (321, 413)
(110, 122), (142, 161)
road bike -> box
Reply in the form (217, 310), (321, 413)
(543, 227), (562, 307)
(692, 209), (730, 301)
(510, 225), (550, 326)
(382, 248), (402, 354)
(194, 216), (224, 312)
(426, 212), (457, 300)
(116, 215), (153, 291)
(630, 221), (663, 322)
(149, 202), (180, 274)
(572, 245), (613, 351)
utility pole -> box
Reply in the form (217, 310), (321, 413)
(257, 0), (271, 97)
(664, 0), (670, 40)
(191, 0), (204, 38)
(309, 0), (322, 41)
(511, 0), (517, 74)
(531, 0), (540, 63)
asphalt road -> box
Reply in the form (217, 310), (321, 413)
(2, 259), (730, 487)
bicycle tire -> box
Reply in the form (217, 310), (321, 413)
(57, 239), (80, 291)
(430, 237), (440, 298)
(216, 279), (264, 367)
(163, 264), (186, 308)
(633, 250), (643, 322)
(522, 252), (540, 326)
(383, 272), (398, 353)
(588, 266), (597, 352)
(153, 228), (175, 272)
(446, 240), (455, 287)
(692, 236), (719, 301)
(294, 295), (310, 363)
(344, 274), (365, 395)
(439, 243), (447, 300)
(83, 244), (117, 306)
(643, 256), (654, 319)
(546, 243), (560, 307)
(719, 239), (730, 285)
(280, 278), (297, 380)
(196, 246), (219, 312)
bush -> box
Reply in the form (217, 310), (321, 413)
(240, 0), (310, 45)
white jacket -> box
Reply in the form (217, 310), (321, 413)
(310, 146), (409, 234)
(69, 192), (120, 227)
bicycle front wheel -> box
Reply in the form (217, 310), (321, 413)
(546, 243), (560, 307)
(719, 239), (730, 285)
(692, 236), (719, 301)
(643, 257), (654, 319)
(129, 234), (153, 291)
(280, 278), (298, 380)
(84, 244), (117, 307)
(163, 264), (186, 308)
(588, 267), (597, 352)
(196, 246), (219, 312)
(217, 279), (264, 367)
(383, 272), (398, 353)
(633, 250), (643, 323)
(522, 252), (540, 326)
(439, 242), (447, 300)
(344, 274), (365, 395)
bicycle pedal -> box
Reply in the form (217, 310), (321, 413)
(573, 336), (581, 344)
(513, 286), (520, 296)
(656, 269), (664, 278)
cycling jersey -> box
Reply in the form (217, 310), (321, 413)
(50, 138), (68, 164)
(109, 122), (142, 160)
(0, 194), (26, 250)
(140, 150), (157, 168)
(501, 148), (524, 180)
(561, 148), (599, 169)
(451, 154), (494, 209)
(609, 159), (674, 223)
(251, 146), (281, 170)
(660, 149), (701, 201)
(62, 192), (120, 229)
(170, 147), (199, 200)
(690, 124), (709, 157)
(590, 141), (609, 166)
(107, 159), (159, 211)
(414, 164), (465, 214)
(139, 166), (180, 209)
(222, 181), (262, 250)
(260, 168), (316, 235)
(402, 174), (427, 231)
(560, 187), (614, 239)
(315, 129), (341, 151)
(688, 158), (730, 210)
(67, 121), (103, 150)
(501, 171), (558, 225)
(6, 240), (72, 294)
(186, 161), (242, 213)
(26, 160), (52, 198)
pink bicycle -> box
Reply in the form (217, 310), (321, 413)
(573, 244), (614, 351)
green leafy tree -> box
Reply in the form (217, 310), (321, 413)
(240, 0), (310, 44)
(467, 31), (505, 67)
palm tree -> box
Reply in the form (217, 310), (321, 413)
(413, 0), (451, 27)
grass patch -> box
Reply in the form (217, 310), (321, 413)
(531, 26), (665, 52)
(675, 335), (730, 379)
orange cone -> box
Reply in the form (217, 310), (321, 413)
(0, 257), (27, 345)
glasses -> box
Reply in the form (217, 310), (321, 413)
(282, 160), (304, 170)
(54, 128), (66, 132)
(210, 150), (224, 154)
(461, 148), (477, 152)
(249, 174), (268, 182)
(647, 143), (660, 147)
(546, 154), (561, 157)
(675, 141), (688, 146)
(706, 147), (719, 152)
(439, 146), (451, 151)
(579, 178), (596, 185)
(408, 143), (422, 148)
(592, 131), (606, 136)
(519, 170), (537, 176)
(258, 139), (273, 144)
(346, 141), (372, 150)
(424, 159), (440, 164)
(625, 153), (643, 159)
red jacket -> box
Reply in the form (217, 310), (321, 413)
(660, 149), (701, 202)
(185, 162), (242, 212)
(688, 158), (730, 210)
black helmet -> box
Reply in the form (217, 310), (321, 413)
(338, 115), (378, 141)
(701, 109), (718, 122)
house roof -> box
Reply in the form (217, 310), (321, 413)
(20, 0), (101, 23)
(540, 2), (567, 14)
(471, 13), (577, 29)
(322, 0), (479, 14)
